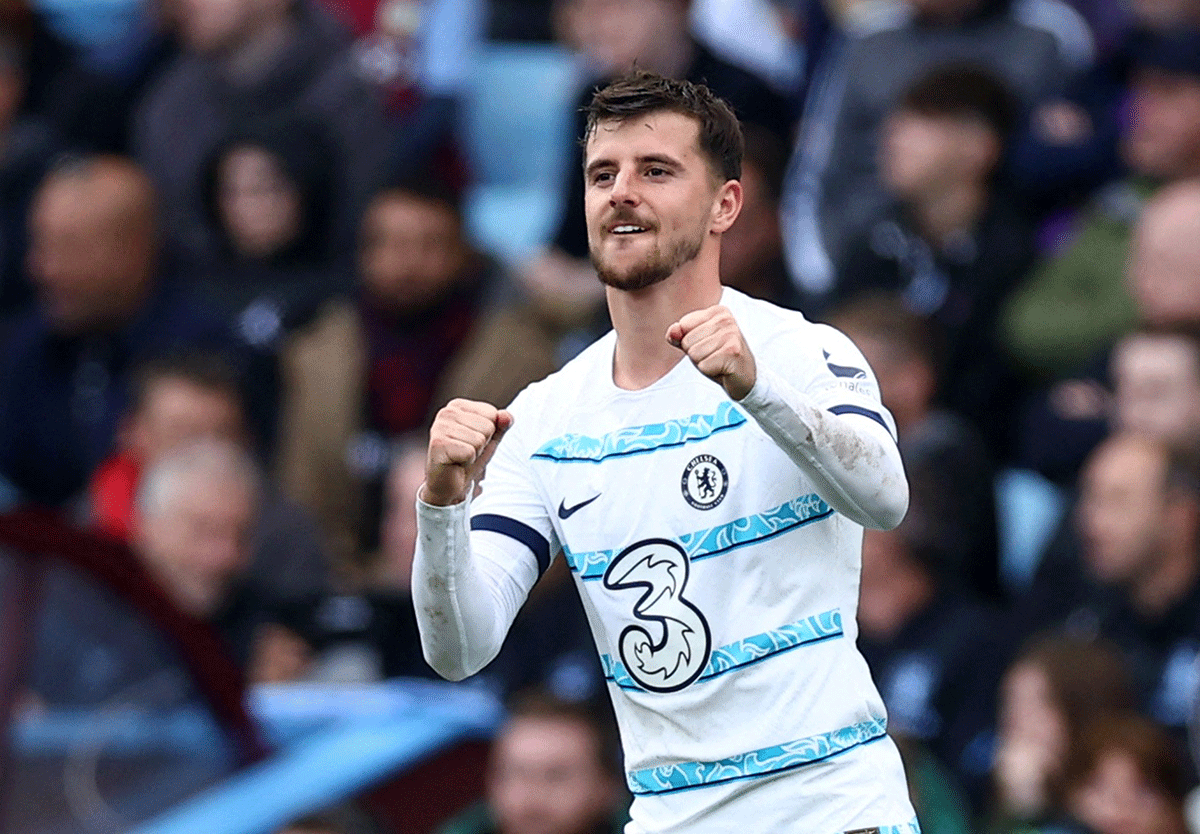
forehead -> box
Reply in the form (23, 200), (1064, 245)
(584, 110), (703, 164)
(1117, 334), (1200, 376)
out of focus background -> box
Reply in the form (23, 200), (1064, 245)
(2, 0), (1200, 832)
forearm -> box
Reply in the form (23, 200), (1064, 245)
(738, 367), (908, 529)
(411, 498), (527, 680)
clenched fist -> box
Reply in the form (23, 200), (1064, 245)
(667, 305), (757, 401)
(421, 398), (513, 506)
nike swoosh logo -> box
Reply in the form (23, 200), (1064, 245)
(558, 494), (600, 519)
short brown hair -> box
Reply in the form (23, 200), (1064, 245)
(1059, 711), (1190, 808)
(583, 69), (743, 182)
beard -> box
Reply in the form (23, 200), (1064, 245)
(591, 228), (704, 291)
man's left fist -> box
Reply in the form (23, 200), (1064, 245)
(667, 305), (757, 401)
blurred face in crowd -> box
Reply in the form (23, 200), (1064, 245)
(556, 0), (687, 76)
(171, 0), (291, 55)
(133, 448), (257, 618)
(128, 377), (245, 466)
(1131, 0), (1200, 28)
(1076, 435), (1170, 585)
(1067, 749), (1187, 834)
(857, 527), (932, 640)
(1123, 69), (1200, 180)
(359, 190), (467, 313)
(1112, 333), (1200, 452)
(998, 661), (1067, 763)
(1127, 184), (1200, 325)
(217, 145), (303, 259)
(377, 444), (426, 591)
(488, 715), (615, 834)
(882, 110), (998, 200)
(27, 160), (158, 334)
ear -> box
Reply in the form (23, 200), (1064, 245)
(710, 179), (743, 234)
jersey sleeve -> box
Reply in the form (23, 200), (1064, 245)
(737, 320), (908, 530)
(469, 391), (562, 582)
(791, 323), (898, 441)
(411, 389), (561, 681)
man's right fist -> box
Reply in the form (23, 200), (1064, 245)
(421, 399), (513, 506)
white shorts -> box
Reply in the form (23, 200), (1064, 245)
(623, 733), (919, 834)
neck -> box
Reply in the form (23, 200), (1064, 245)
(911, 181), (987, 248)
(1132, 543), (1197, 619)
(222, 13), (296, 83)
(608, 260), (722, 390)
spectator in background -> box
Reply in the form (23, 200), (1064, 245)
(134, 0), (392, 266)
(270, 439), (440, 682)
(0, 155), (255, 506)
(1009, 0), (1200, 210)
(857, 467), (1005, 811)
(835, 62), (1031, 455)
(1012, 179), (1200, 484)
(788, 0), (1077, 293)
(1054, 712), (1191, 834)
(197, 115), (350, 347)
(1015, 433), (1200, 743)
(89, 351), (330, 610)
(318, 0), (485, 187)
(439, 689), (626, 834)
(1002, 30), (1200, 384)
(829, 293), (1001, 601)
(0, 18), (63, 316)
(275, 179), (502, 564)
(987, 635), (1136, 834)
(1111, 326), (1200, 461)
(132, 437), (312, 679)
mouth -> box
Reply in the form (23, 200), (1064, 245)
(607, 220), (651, 236)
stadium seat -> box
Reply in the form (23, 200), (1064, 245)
(460, 43), (585, 265)
(994, 467), (1068, 594)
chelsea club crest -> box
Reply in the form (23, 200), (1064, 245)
(681, 454), (728, 510)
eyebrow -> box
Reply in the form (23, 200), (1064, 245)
(584, 153), (683, 179)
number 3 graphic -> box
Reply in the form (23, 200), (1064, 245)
(603, 539), (712, 692)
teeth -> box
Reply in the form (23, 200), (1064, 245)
(613, 225), (645, 234)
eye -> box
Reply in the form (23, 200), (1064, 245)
(591, 170), (614, 185)
(647, 166), (669, 177)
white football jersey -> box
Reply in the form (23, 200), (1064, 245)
(469, 288), (918, 833)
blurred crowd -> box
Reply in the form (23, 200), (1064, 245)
(2, 0), (1200, 832)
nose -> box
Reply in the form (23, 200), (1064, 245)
(609, 168), (640, 207)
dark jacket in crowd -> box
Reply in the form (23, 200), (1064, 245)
(134, 0), (392, 266)
(837, 197), (1037, 455)
(0, 281), (246, 505)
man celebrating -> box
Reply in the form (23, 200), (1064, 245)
(414, 72), (916, 834)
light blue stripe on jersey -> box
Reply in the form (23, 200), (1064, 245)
(564, 492), (834, 580)
(626, 717), (889, 795)
(601, 609), (844, 691)
(877, 822), (923, 834)
(531, 401), (746, 462)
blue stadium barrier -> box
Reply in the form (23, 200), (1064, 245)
(12, 680), (502, 834)
(460, 43), (585, 265)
